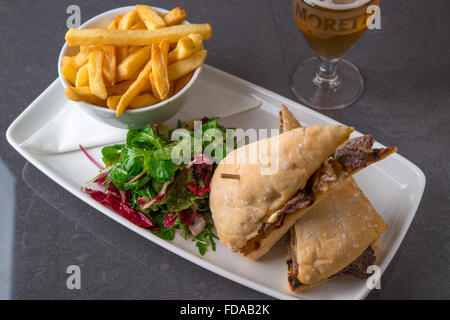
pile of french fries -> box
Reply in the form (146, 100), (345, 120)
(61, 5), (211, 117)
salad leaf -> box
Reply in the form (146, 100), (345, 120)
(128, 125), (164, 150)
(201, 117), (218, 131)
(165, 169), (195, 212)
(121, 147), (150, 176)
(107, 164), (132, 190)
(101, 144), (123, 167)
(150, 212), (177, 241)
(149, 158), (178, 182)
(192, 223), (218, 256)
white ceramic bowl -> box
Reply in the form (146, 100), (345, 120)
(58, 6), (203, 129)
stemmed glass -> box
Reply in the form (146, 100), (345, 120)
(291, 0), (380, 110)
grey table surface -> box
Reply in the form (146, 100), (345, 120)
(0, 0), (449, 300)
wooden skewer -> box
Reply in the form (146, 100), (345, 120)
(221, 173), (240, 180)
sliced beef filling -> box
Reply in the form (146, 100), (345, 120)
(280, 188), (313, 217)
(334, 246), (376, 279)
(267, 135), (375, 233)
(334, 135), (374, 169)
(261, 179), (313, 233)
(279, 111), (284, 133)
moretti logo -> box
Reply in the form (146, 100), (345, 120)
(293, 1), (372, 35)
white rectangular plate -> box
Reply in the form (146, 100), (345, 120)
(6, 65), (425, 300)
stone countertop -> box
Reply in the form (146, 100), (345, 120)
(0, 0), (448, 299)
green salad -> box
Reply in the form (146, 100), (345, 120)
(81, 117), (232, 255)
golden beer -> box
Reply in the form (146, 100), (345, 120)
(292, 0), (380, 59)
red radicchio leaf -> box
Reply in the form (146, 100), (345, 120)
(187, 183), (210, 197)
(192, 161), (213, 189)
(137, 197), (149, 205)
(79, 144), (105, 170)
(164, 212), (178, 227)
(119, 190), (128, 204)
(136, 210), (156, 228)
(153, 123), (159, 135)
(200, 170), (213, 189)
(139, 177), (174, 209)
(83, 188), (155, 229)
(107, 183), (121, 199)
(178, 207), (206, 236)
(93, 171), (110, 185)
(179, 207), (200, 226)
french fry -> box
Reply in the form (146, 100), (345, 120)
(108, 79), (151, 96)
(107, 16), (119, 30)
(160, 39), (170, 96)
(159, 39), (170, 68)
(118, 10), (136, 30)
(168, 50), (207, 81)
(151, 43), (170, 99)
(136, 5), (166, 30)
(107, 80), (134, 96)
(61, 56), (77, 85)
(131, 20), (146, 30)
(161, 7), (187, 26)
(107, 96), (121, 109)
(127, 63), (146, 81)
(129, 93), (160, 109)
(188, 33), (203, 51)
(73, 44), (105, 68)
(173, 71), (194, 95)
(112, 14), (123, 27)
(167, 37), (196, 64)
(102, 45), (116, 85)
(116, 60), (153, 116)
(160, 39), (170, 57)
(150, 73), (161, 100)
(73, 46), (90, 68)
(65, 86), (106, 107)
(65, 24), (213, 46)
(117, 10), (136, 63)
(108, 93), (160, 110)
(140, 79), (152, 93)
(117, 49), (128, 65)
(127, 46), (142, 56)
(75, 63), (89, 87)
(107, 20), (117, 30)
(117, 46), (151, 81)
(88, 50), (107, 99)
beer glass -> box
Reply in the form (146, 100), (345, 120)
(291, 0), (379, 110)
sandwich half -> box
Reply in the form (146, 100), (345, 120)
(210, 124), (354, 259)
(287, 177), (387, 291)
(279, 105), (388, 292)
(238, 131), (395, 259)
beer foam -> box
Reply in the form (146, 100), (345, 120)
(304, 0), (373, 10)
